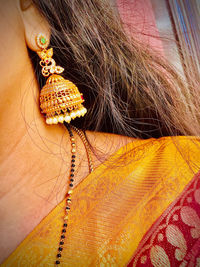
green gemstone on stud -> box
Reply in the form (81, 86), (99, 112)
(41, 37), (46, 44)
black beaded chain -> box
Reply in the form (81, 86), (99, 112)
(55, 124), (76, 265)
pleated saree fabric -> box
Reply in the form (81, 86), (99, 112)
(2, 136), (200, 266)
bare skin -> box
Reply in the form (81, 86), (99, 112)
(0, 0), (135, 263)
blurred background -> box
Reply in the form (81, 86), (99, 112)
(116, 0), (200, 82)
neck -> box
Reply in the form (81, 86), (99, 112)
(0, 57), (91, 206)
(0, 56), (99, 263)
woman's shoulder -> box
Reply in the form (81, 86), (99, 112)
(121, 135), (200, 176)
(122, 135), (200, 161)
(122, 134), (200, 153)
(86, 131), (200, 156)
(86, 131), (200, 169)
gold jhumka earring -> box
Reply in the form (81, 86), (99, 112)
(36, 33), (87, 125)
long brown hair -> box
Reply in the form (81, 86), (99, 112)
(31, 0), (200, 140)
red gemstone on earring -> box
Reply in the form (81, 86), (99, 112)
(81, 95), (84, 100)
(45, 59), (49, 63)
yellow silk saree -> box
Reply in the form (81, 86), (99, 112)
(2, 135), (200, 266)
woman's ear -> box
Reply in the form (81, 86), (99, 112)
(19, 0), (51, 51)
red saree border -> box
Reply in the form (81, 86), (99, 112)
(127, 169), (200, 266)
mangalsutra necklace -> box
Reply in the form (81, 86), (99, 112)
(55, 123), (94, 265)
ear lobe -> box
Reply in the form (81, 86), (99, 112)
(19, 0), (51, 51)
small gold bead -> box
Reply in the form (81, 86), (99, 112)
(72, 148), (76, 153)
